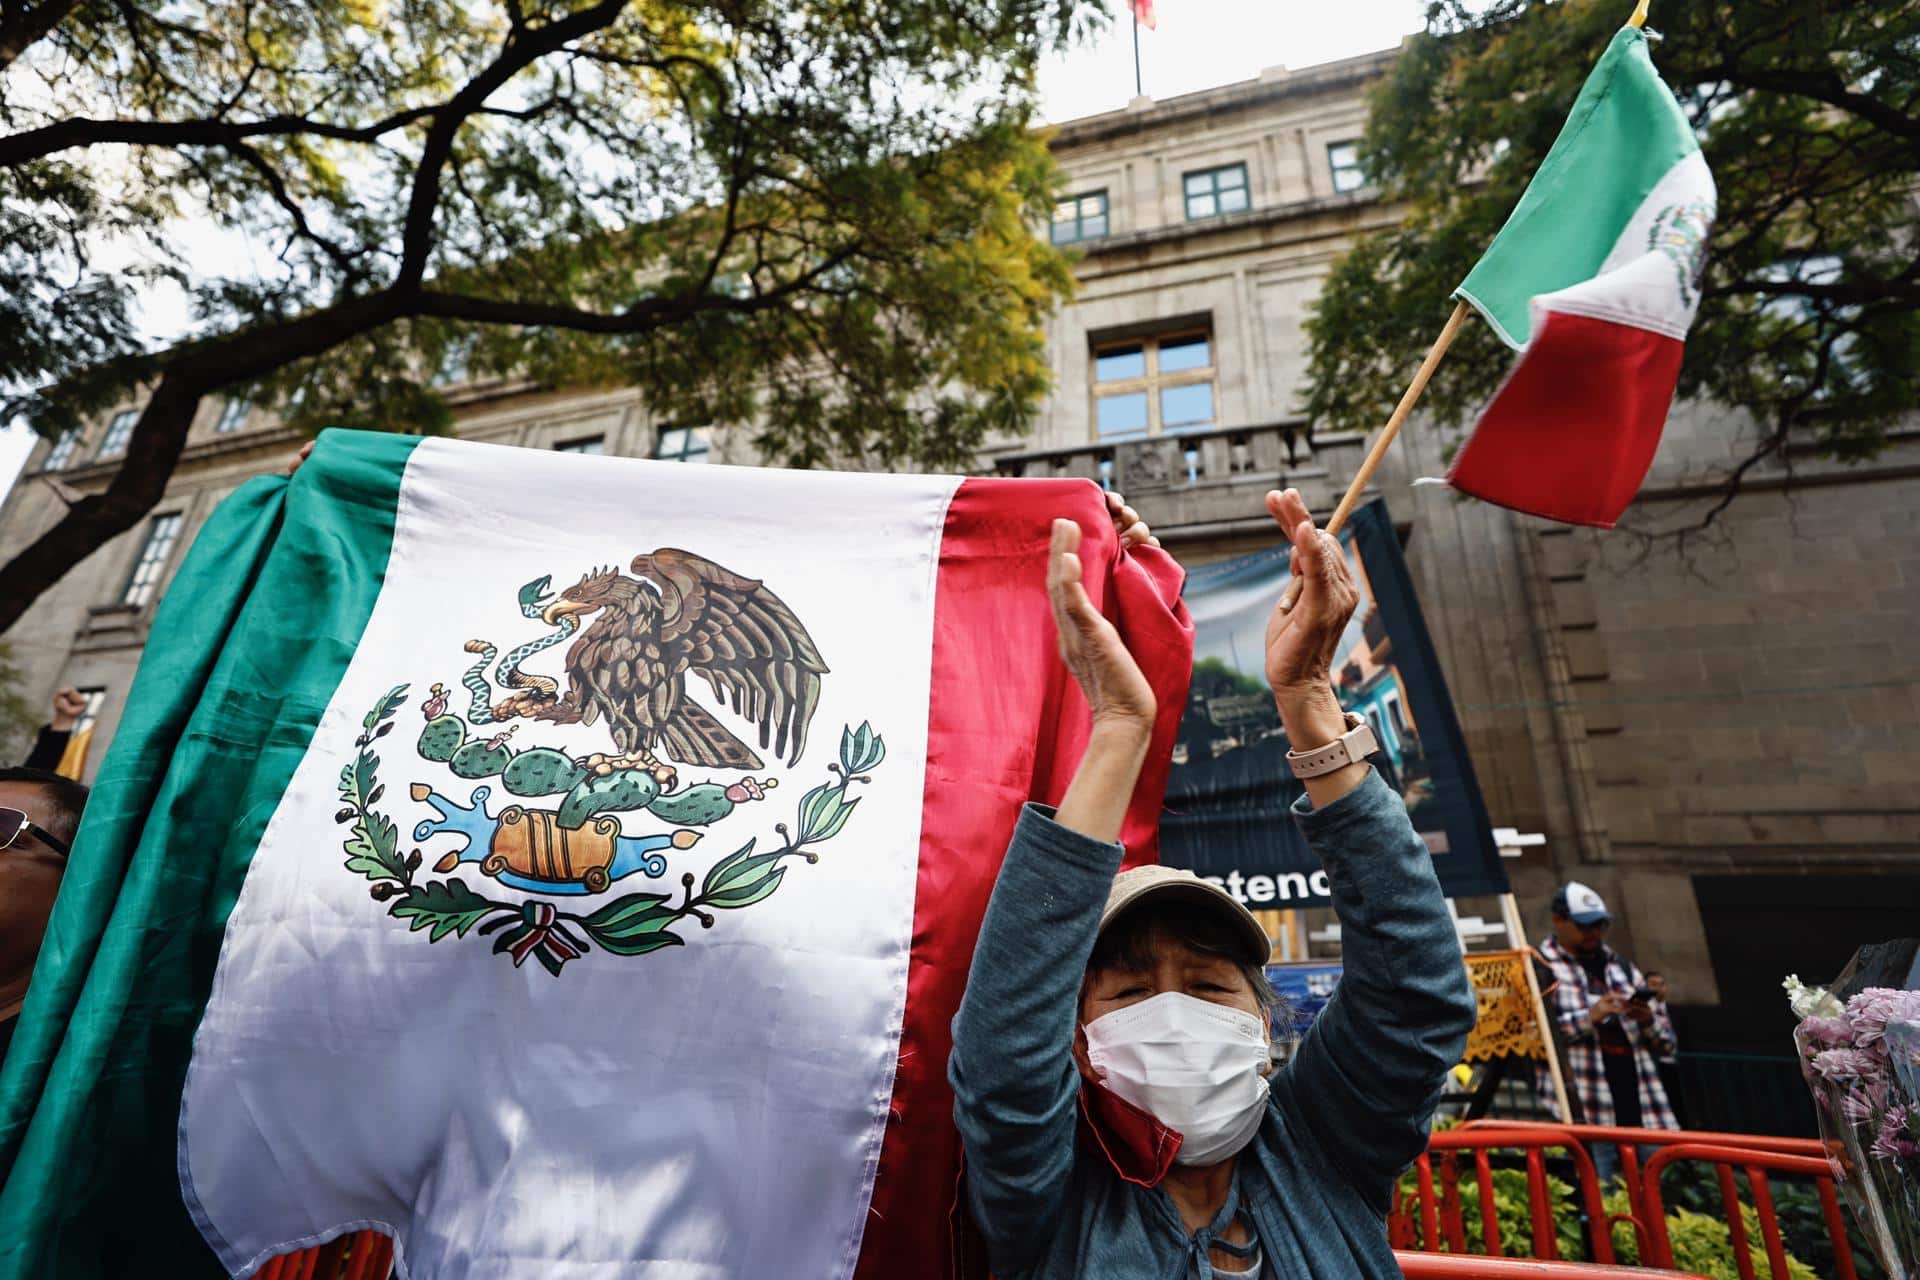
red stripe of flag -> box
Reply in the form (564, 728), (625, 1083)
(1446, 310), (1685, 530)
(852, 476), (1192, 1277)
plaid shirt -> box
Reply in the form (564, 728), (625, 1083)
(1535, 936), (1679, 1129)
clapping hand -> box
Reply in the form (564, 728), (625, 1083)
(1262, 489), (1359, 711)
(1048, 518), (1156, 735)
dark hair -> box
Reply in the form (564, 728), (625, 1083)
(1644, 970), (1664, 980)
(0, 766), (90, 845)
(1085, 900), (1279, 1015)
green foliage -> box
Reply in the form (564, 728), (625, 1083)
(0, 642), (39, 755)
(1602, 1187), (1819, 1280)
(1395, 1154), (1821, 1275)
(1397, 1164), (1586, 1259)
(1304, 0), (1920, 512)
(0, 0), (1102, 629)
(1659, 1166), (1887, 1280)
(1191, 656), (1267, 699)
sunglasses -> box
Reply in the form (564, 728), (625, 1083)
(0, 807), (70, 857)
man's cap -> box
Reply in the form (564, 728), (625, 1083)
(1552, 880), (1610, 926)
(1098, 864), (1273, 967)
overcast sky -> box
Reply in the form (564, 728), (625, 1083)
(0, 1), (1428, 507)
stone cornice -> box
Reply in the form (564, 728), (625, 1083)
(1046, 47), (1399, 151)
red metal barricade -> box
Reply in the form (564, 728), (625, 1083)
(262, 1231), (393, 1280)
(1394, 1121), (1854, 1276)
(1463, 1121), (1824, 1240)
(1395, 1124), (1617, 1261)
(1639, 1142), (1858, 1280)
(1397, 1256), (1707, 1279)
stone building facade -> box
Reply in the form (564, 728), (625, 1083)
(4, 48), (1916, 1063)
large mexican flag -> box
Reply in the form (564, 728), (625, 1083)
(1448, 25), (1717, 529)
(0, 431), (1191, 1279)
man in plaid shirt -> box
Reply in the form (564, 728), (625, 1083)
(1537, 881), (1678, 1184)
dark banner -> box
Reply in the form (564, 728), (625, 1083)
(1160, 499), (1507, 907)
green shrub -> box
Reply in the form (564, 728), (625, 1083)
(1396, 1156), (1820, 1277)
(1603, 1188), (1818, 1280)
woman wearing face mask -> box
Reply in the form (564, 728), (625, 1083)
(949, 489), (1476, 1278)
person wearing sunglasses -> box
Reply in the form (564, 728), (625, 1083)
(0, 766), (88, 1064)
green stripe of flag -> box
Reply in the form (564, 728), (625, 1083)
(1453, 26), (1701, 349)
(0, 430), (423, 1279)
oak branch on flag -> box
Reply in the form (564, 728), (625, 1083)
(1447, 25), (1717, 529)
(0, 431), (1192, 1279)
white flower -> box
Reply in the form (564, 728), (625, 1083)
(1784, 974), (1846, 1021)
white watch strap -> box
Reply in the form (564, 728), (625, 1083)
(1285, 713), (1377, 779)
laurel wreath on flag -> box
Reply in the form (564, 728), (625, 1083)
(337, 685), (886, 976)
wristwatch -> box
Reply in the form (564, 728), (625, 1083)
(1285, 712), (1378, 779)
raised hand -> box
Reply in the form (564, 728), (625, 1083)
(1049, 518), (1156, 734)
(49, 687), (87, 733)
(1048, 516), (1157, 843)
(1262, 489), (1359, 699)
(1104, 490), (1159, 549)
(1260, 490), (1368, 804)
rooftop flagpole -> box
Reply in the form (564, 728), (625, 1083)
(1132, 11), (1143, 98)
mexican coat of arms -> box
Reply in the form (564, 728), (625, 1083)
(338, 548), (886, 975)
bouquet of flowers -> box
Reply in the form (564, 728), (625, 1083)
(1786, 947), (1920, 1278)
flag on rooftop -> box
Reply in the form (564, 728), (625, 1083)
(1447, 25), (1716, 529)
(0, 430), (1191, 1278)
(1132, 0), (1157, 30)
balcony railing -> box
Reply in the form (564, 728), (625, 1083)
(988, 418), (1310, 494)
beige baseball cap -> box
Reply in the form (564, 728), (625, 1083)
(1098, 864), (1273, 967)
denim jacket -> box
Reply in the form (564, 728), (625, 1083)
(949, 769), (1476, 1278)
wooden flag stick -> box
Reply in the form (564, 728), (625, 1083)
(1280, 298), (1471, 610)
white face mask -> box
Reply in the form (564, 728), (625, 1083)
(1083, 990), (1271, 1167)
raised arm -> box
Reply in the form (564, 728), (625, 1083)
(1259, 491), (1476, 1202)
(949, 502), (1159, 1270)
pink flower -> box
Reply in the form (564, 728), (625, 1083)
(1840, 1077), (1890, 1127)
(1813, 1048), (1887, 1085)
(1870, 1105), (1920, 1161)
(1845, 988), (1920, 1050)
(1801, 1015), (1855, 1047)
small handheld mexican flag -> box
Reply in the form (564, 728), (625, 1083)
(1447, 25), (1716, 529)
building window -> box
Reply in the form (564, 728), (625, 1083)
(1183, 164), (1249, 220)
(98, 410), (138, 458)
(1091, 330), (1217, 442)
(42, 430), (80, 472)
(121, 513), (183, 609)
(213, 398), (250, 434)
(1051, 191), (1109, 245)
(556, 435), (606, 455)
(653, 426), (711, 464)
(1328, 141), (1366, 194)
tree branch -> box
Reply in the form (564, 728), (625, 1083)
(0, 106), (443, 168)
(394, 0), (634, 289)
(0, 0), (77, 71)
(1702, 63), (1920, 143)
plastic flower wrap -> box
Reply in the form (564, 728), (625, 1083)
(1788, 947), (1920, 1278)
